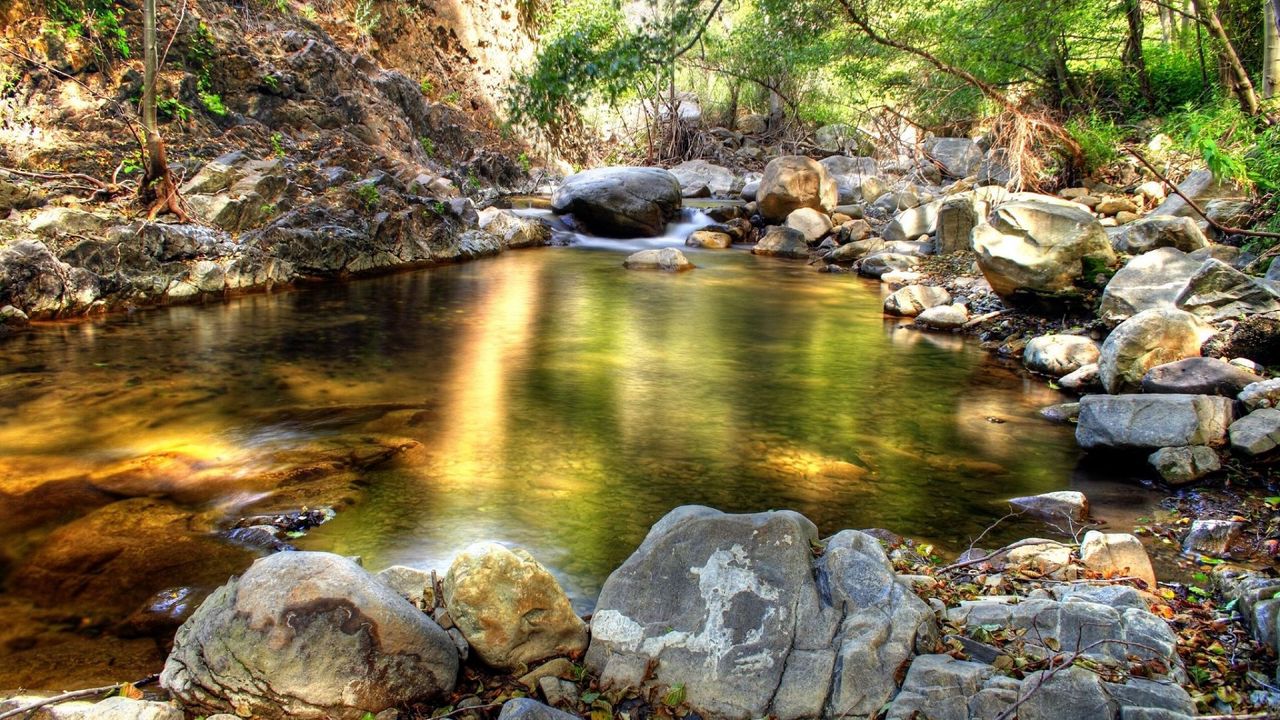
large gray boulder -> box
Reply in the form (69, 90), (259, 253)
(928, 138), (983, 178)
(971, 199), (1115, 301)
(935, 195), (981, 254)
(443, 543), (588, 671)
(0, 239), (101, 319)
(161, 552), (459, 719)
(757, 156), (839, 222)
(1099, 247), (1204, 324)
(1076, 394), (1235, 450)
(669, 160), (741, 198)
(1228, 408), (1280, 456)
(586, 507), (936, 720)
(1023, 334), (1100, 377)
(1097, 308), (1208, 394)
(1110, 215), (1209, 255)
(551, 167), (682, 238)
(819, 156), (878, 204)
(1174, 259), (1280, 321)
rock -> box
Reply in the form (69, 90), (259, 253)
(1174, 259), (1280, 321)
(537, 677), (578, 708)
(1008, 491), (1089, 524)
(1228, 408), (1280, 456)
(756, 156), (839, 222)
(1240, 378), (1280, 410)
(0, 178), (45, 212)
(161, 552), (459, 719)
(686, 229), (733, 249)
(0, 697), (184, 720)
(814, 124), (863, 153)
(1201, 312), (1280, 365)
(971, 199), (1115, 301)
(443, 542), (588, 672)
(622, 248), (695, 272)
(585, 506), (936, 720)
(784, 207), (833, 242)
(1059, 363), (1101, 393)
(915, 303), (969, 330)
(376, 565), (436, 609)
(1079, 531), (1156, 587)
(929, 138), (983, 178)
(819, 156), (877, 203)
(517, 658), (576, 691)
(1205, 198), (1254, 229)
(1182, 519), (1243, 557)
(1110, 216), (1209, 255)
(935, 195), (981, 254)
(1216, 570), (1280, 651)
(752, 226), (810, 259)
(551, 167), (682, 238)
(1141, 357), (1258, 396)
(1150, 169), (1245, 220)
(478, 209), (552, 249)
(880, 270), (924, 289)
(28, 207), (110, 237)
(740, 181), (759, 201)
(859, 252), (920, 278)
(668, 160), (740, 198)
(1148, 446), (1220, 485)
(1096, 197), (1140, 216)
(0, 304), (29, 327)
(1076, 394), (1235, 450)
(1100, 248), (1204, 324)
(1040, 402), (1080, 424)
(1023, 334), (1101, 377)
(8, 498), (253, 618)
(0, 240), (101, 319)
(1136, 181), (1167, 202)
(1114, 210), (1140, 225)
(1097, 308), (1208, 394)
(497, 699), (580, 720)
(827, 237), (883, 263)
(883, 202), (939, 244)
(1006, 540), (1073, 572)
(883, 285), (952, 317)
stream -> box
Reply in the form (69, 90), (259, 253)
(0, 232), (1167, 689)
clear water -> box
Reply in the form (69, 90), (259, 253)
(0, 243), (1163, 688)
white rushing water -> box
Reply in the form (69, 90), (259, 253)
(512, 206), (716, 251)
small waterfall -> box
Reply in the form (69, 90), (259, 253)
(511, 206), (715, 251)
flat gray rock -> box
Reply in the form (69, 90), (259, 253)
(1141, 357), (1259, 397)
(1076, 394), (1234, 450)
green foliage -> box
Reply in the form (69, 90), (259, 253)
(517, 152), (532, 173)
(1163, 103), (1252, 187)
(465, 170), (481, 191)
(263, 74), (281, 91)
(419, 77), (435, 97)
(419, 136), (436, 157)
(45, 0), (129, 57)
(157, 97), (193, 122)
(442, 90), (461, 105)
(200, 92), (227, 117)
(353, 0), (381, 37)
(356, 182), (381, 210)
(299, 3), (318, 20)
(270, 132), (286, 158)
(1066, 112), (1123, 174)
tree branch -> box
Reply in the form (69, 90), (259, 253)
(1124, 147), (1280, 240)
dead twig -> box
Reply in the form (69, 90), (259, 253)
(1124, 147), (1280, 240)
(0, 676), (158, 720)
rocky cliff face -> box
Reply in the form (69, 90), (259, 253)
(0, 0), (554, 319)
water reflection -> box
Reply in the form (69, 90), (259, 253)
(0, 246), (1165, 686)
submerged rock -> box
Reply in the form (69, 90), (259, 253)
(585, 506), (936, 720)
(551, 167), (682, 238)
(443, 542), (587, 672)
(622, 248), (694, 272)
(161, 552), (459, 719)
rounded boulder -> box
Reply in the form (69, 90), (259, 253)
(161, 551), (459, 720)
(443, 542), (588, 671)
(551, 167), (682, 238)
(756, 156), (838, 222)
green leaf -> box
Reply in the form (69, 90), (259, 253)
(1264, 496), (1280, 507)
(581, 691), (601, 704)
(663, 684), (685, 707)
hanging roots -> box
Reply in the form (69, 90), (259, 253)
(986, 109), (1083, 192)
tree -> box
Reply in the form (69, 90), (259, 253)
(140, 0), (189, 220)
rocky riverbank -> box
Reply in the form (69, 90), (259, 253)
(3, 504), (1276, 720)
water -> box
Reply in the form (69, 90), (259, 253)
(0, 242), (1165, 689)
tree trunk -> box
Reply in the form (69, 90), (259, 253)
(1265, 0), (1280, 98)
(1191, 0), (1260, 115)
(1159, 2), (1174, 44)
(1123, 0), (1153, 104)
(140, 0), (189, 220)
